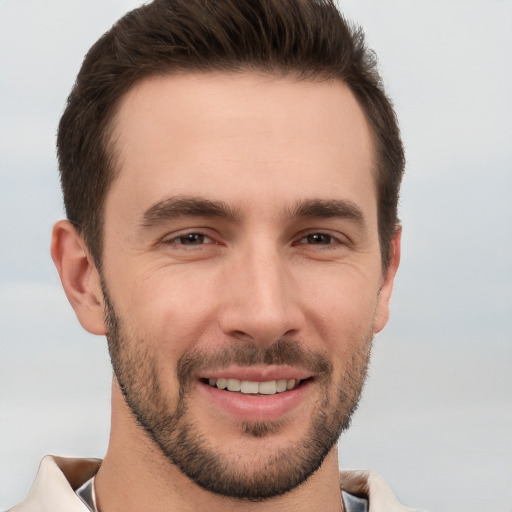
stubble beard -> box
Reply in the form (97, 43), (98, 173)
(102, 286), (373, 501)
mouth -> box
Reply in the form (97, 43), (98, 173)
(197, 370), (314, 422)
(203, 377), (309, 395)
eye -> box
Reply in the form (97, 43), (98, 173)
(168, 232), (213, 246)
(299, 233), (336, 245)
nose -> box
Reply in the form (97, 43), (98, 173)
(217, 244), (304, 348)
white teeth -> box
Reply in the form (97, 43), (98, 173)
(208, 378), (301, 394)
(240, 381), (259, 394)
(276, 379), (287, 392)
(258, 380), (277, 395)
(227, 378), (241, 392)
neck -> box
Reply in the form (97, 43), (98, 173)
(94, 384), (344, 512)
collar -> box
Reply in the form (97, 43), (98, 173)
(75, 475), (370, 512)
(12, 456), (423, 512)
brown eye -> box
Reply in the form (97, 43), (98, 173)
(302, 233), (333, 245)
(175, 233), (210, 245)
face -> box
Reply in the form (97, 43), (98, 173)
(99, 72), (397, 499)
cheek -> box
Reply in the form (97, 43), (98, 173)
(299, 267), (379, 363)
(302, 265), (379, 326)
(118, 266), (220, 353)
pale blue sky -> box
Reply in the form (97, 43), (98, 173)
(1, 1), (511, 510)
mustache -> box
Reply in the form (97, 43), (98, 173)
(177, 339), (333, 389)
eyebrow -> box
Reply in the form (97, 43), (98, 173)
(141, 196), (239, 227)
(141, 195), (366, 229)
(289, 198), (366, 225)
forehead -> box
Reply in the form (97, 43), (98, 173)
(107, 71), (376, 220)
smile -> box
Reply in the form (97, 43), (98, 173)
(198, 372), (313, 421)
(205, 378), (307, 395)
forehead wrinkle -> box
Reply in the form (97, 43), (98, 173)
(140, 195), (240, 228)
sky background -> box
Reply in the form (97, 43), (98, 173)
(0, 1), (511, 511)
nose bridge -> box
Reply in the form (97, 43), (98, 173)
(219, 238), (301, 345)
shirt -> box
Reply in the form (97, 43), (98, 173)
(76, 476), (370, 511)
(9, 456), (425, 512)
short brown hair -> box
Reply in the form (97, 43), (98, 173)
(57, 0), (404, 269)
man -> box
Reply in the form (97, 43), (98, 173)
(10, 0), (420, 510)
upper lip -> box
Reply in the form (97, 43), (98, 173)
(197, 365), (313, 382)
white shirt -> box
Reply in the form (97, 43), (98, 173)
(9, 455), (426, 512)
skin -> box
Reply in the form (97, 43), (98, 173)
(51, 72), (401, 512)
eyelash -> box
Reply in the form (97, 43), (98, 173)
(162, 230), (346, 249)
(163, 231), (214, 247)
(297, 232), (339, 246)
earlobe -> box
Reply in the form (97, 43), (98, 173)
(373, 226), (402, 334)
(51, 220), (106, 335)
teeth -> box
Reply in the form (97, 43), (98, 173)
(226, 379), (241, 392)
(259, 380), (277, 395)
(240, 381), (259, 394)
(207, 378), (301, 394)
(276, 379), (287, 392)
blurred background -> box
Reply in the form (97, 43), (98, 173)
(1, 1), (511, 510)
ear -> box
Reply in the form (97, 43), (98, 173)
(373, 226), (402, 334)
(51, 220), (106, 335)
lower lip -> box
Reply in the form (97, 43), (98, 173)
(198, 380), (311, 422)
